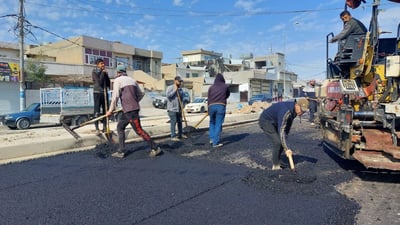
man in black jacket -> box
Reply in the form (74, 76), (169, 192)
(92, 58), (110, 135)
(258, 100), (306, 170)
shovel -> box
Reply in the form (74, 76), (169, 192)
(183, 112), (208, 134)
(285, 149), (296, 171)
(63, 109), (122, 140)
(176, 89), (192, 137)
(104, 87), (114, 142)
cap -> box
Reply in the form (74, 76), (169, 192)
(296, 98), (309, 111)
(117, 64), (126, 72)
(174, 76), (183, 82)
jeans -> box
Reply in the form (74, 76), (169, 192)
(208, 104), (226, 146)
(168, 111), (182, 138)
(258, 118), (283, 167)
(309, 100), (317, 122)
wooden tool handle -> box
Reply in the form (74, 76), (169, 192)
(285, 149), (295, 171)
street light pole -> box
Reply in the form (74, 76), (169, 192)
(19, 0), (25, 111)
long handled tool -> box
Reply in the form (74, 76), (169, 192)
(63, 109), (122, 140)
(183, 112), (208, 134)
(176, 89), (188, 128)
(285, 149), (296, 171)
(104, 87), (113, 142)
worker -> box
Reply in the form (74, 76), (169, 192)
(92, 58), (110, 135)
(303, 80), (318, 125)
(329, 10), (367, 43)
(166, 76), (186, 141)
(106, 64), (162, 158)
(208, 73), (230, 148)
(258, 100), (307, 170)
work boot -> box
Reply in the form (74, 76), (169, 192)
(272, 164), (282, 170)
(111, 151), (125, 158)
(171, 137), (180, 142)
(149, 147), (162, 157)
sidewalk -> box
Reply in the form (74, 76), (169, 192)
(0, 107), (260, 165)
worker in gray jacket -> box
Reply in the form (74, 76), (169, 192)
(106, 64), (161, 158)
(166, 76), (185, 141)
(329, 10), (367, 43)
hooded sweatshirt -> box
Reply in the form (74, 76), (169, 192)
(259, 101), (297, 149)
(208, 73), (230, 106)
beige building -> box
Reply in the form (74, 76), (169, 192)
(26, 35), (163, 82)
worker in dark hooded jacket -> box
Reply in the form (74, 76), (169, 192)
(258, 100), (306, 170)
(207, 73), (230, 148)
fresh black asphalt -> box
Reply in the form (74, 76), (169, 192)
(0, 120), (359, 225)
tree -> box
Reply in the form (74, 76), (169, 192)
(25, 60), (47, 86)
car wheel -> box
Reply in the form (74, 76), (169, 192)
(17, 118), (31, 129)
(200, 107), (205, 113)
(75, 116), (89, 126)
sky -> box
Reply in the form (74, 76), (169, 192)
(1, 0), (400, 81)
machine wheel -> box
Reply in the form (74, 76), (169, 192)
(200, 107), (205, 113)
(17, 118), (31, 129)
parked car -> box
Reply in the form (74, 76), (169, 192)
(248, 94), (273, 105)
(185, 97), (208, 113)
(152, 95), (168, 109)
(152, 89), (191, 109)
(1, 103), (41, 129)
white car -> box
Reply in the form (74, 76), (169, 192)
(185, 97), (208, 113)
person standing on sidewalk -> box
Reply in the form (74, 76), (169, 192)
(258, 100), (306, 170)
(166, 76), (185, 141)
(106, 64), (162, 158)
(92, 58), (110, 135)
(208, 73), (230, 148)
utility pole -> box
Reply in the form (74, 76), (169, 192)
(19, 0), (25, 111)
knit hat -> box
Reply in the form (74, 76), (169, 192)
(117, 64), (126, 72)
(174, 76), (183, 82)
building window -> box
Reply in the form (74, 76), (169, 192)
(133, 59), (142, 71)
(186, 73), (190, 78)
(192, 73), (199, 78)
(116, 57), (129, 68)
(84, 48), (112, 67)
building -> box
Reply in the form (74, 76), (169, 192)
(0, 36), (163, 114)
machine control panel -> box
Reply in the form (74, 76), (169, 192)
(339, 79), (359, 93)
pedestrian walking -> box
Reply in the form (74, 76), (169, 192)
(166, 76), (185, 141)
(258, 100), (307, 170)
(207, 73), (230, 148)
(92, 58), (110, 135)
(106, 64), (162, 158)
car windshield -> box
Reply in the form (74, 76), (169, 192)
(24, 103), (37, 111)
(193, 98), (206, 103)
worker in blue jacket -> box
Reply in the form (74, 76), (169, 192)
(258, 100), (307, 170)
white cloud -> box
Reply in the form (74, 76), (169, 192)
(234, 0), (264, 13)
(173, 0), (184, 6)
(210, 23), (237, 35)
(143, 14), (155, 20)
